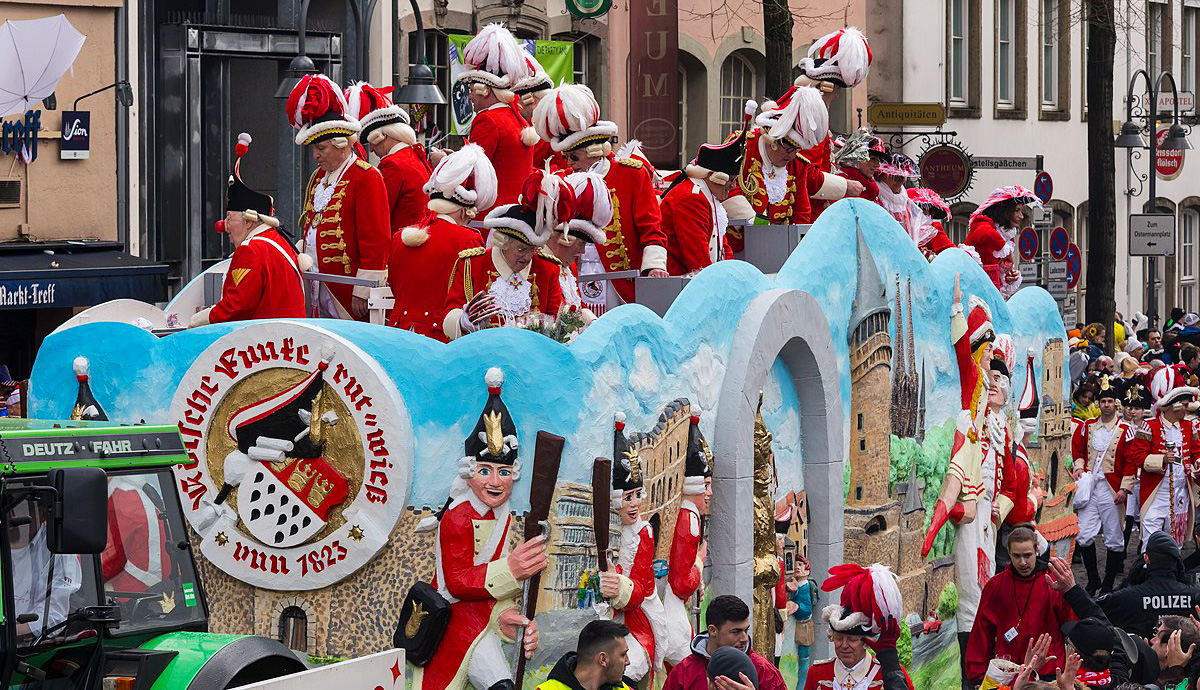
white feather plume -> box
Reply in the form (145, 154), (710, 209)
(806, 27), (872, 87)
(343, 81), (370, 122)
(461, 24), (526, 88)
(868, 563), (902, 626)
(423, 143), (498, 211)
(562, 171), (612, 243)
(763, 85), (828, 149)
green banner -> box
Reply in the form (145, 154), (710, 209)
(448, 36), (574, 136)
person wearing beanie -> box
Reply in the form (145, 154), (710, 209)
(805, 563), (913, 690)
(1072, 374), (1134, 594)
(1096, 531), (1200, 640)
(723, 85), (830, 254)
(831, 129), (883, 203)
(531, 83), (668, 307)
(966, 527), (1076, 683)
(345, 81), (432, 232)
(537, 620), (635, 690)
(441, 168), (565, 339)
(663, 595), (785, 690)
(662, 101), (754, 276)
(1125, 366), (1200, 552)
(191, 133), (305, 326)
(386, 144), (494, 340)
(457, 24), (538, 207)
(287, 74), (390, 320)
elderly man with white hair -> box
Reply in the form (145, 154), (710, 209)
(415, 368), (548, 690)
(346, 81), (432, 232)
(287, 74), (391, 320)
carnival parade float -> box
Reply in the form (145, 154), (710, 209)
(26, 199), (1072, 689)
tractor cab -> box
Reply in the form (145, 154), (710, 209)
(0, 419), (304, 689)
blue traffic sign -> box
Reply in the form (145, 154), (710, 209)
(1066, 244), (1081, 288)
(1050, 227), (1069, 260)
(1034, 171), (1054, 204)
(1019, 228), (1040, 260)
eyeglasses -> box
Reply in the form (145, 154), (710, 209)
(779, 138), (801, 153)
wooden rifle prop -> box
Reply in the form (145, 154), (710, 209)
(592, 457), (612, 573)
(693, 515), (707, 633)
(513, 431), (565, 689)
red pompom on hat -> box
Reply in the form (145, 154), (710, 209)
(344, 81), (414, 145)
(286, 74), (361, 146)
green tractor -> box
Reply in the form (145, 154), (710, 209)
(0, 418), (308, 689)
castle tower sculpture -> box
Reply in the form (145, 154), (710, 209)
(848, 227), (894, 508)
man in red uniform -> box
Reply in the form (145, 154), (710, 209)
(191, 132), (305, 326)
(806, 563), (914, 690)
(661, 414), (713, 666)
(458, 24), (538, 207)
(662, 102), (752, 275)
(546, 171), (611, 320)
(965, 526), (1076, 683)
(793, 27), (874, 220)
(531, 83), (668, 307)
(1127, 365), (1200, 550)
(287, 74), (390, 320)
(600, 413), (667, 683)
(388, 143), (494, 339)
(442, 169), (565, 339)
(724, 85), (828, 253)
(345, 81), (432, 232)
(512, 50), (566, 172)
(415, 368), (548, 690)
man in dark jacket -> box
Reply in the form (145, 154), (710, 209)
(537, 620), (634, 690)
(1098, 531), (1200, 639)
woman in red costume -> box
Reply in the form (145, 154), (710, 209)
(964, 186), (1039, 297)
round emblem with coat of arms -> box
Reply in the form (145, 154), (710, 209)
(170, 321), (412, 589)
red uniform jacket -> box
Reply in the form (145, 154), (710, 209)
(802, 656), (915, 690)
(667, 501), (702, 601)
(837, 165), (879, 203)
(532, 139), (568, 173)
(441, 246), (563, 340)
(204, 226), (305, 324)
(1072, 417), (1134, 494)
(1000, 443), (1038, 525)
(387, 216), (484, 341)
(1126, 417), (1200, 516)
(964, 215), (1016, 293)
(102, 483), (173, 593)
(468, 105), (534, 207)
(801, 135), (834, 220)
(422, 497), (519, 690)
(614, 521), (658, 671)
(728, 129), (812, 253)
(1114, 420), (1149, 494)
(664, 639), (787, 690)
(965, 565), (1075, 681)
(599, 155), (668, 303)
(299, 158), (391, 315)
(662, 179), (732, 275)
(379, 144), (432, 232)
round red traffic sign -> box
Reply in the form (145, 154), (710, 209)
(1156, 126), (1185, 180)
(1066, 244), (1081, 289)
(1034, 171), (1054, 204)
(919, 144), (972, 200)
(1050, 227), (1069, 260)
(1019, 227), (1040, 260)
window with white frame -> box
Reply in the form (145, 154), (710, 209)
(1041, 0), (1059, 108)
(997, 0), (1016, 106)
(1148, 1), (1166, 77)
(948, 214), (972, 245)
(950, 0), (969, 104)
(1184, 7), (1198, 93)
(1183, 209), (1198, 311)
(720, 53), (757, 138)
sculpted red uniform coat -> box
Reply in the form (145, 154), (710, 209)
(468, 105), (534, 207)
(728, 129), (812, 253)
(667, 502), (702, 601)
(299, 159), (391, 314)
(441, 246), (564, 340)
(661, 179), (732, 275)
(613, 521), (659, 672)
(420, 497), (520, 690)
(599, 155), (668, 302)
(1000, 443), (1038, 525)
(1072, 417), (1134, 494)
(803, 657), (915, 690)
(206, 227), (306, 324)
(1126, 417), (1200, 515)
(379, 144), (433, 232)
(387, 216), (484, 341)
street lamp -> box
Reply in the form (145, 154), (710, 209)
(73, 81), (134, 110)
(1115, 68), (1193, 322)
(393, 0), (446, 105)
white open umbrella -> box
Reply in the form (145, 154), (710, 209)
(0, 14), (86, 118)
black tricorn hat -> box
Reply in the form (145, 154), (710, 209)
(226, 133), (274, 217)
(1121, 378), (1152, 410)
(613, 412), (642, 492)
(464, 367), (518, 465)
(227, 355), (331, 459)
(685, 413), (712, 480)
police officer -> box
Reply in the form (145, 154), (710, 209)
(1097, 531), (1200, 638)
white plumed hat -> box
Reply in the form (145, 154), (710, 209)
(457, 24), (527, 91)
(562, 171), (613, 244)
(797, 27), (873, 88)
(755, 85), (829, 151)
(531, 83), (619, 153)
(423, 143), (498, 212)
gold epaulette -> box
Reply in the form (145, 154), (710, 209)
(537, 248), (563, 266)
(811, 658), (835, 666)
(617, 157), (643, 169)
(458, 247), (488, 259)
(355, 158), (372, 170)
